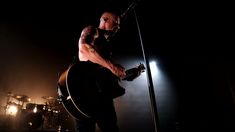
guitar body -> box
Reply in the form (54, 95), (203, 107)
(57, 61), (125, 120)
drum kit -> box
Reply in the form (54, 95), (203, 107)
(2, 92), (69, 131)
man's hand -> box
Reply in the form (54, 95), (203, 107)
(109, 63), (126, 78)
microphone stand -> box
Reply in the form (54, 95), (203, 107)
(126, 3), (160, 132)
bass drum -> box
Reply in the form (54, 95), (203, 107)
(18, 110), (44, 130)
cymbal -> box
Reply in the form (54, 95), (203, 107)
(42, 96), (55, 100)
(12, 94), (30, 102)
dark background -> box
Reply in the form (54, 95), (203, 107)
(0, 0), (234, 132)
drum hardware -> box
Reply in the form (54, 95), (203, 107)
(2, 93), (69, 130)
(4, 93), (31, 117)
(41, 95), (66, 130)
(25, 103), (46, 113)
(12, 94), (31, 103)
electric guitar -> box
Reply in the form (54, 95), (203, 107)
(57, 61), (145, 120)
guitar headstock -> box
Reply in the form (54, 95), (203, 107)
(136, 63), (145, 73)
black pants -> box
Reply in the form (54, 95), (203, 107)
(75, 100), (119, 132)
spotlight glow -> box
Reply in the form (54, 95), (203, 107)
(150, 61), (159, 76)
(6, 105), (18, 116)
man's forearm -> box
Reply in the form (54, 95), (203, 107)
(79, 43), (113, 70)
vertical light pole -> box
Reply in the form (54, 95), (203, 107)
(133, 8), (160, 132)
(121, 1), (160, 131)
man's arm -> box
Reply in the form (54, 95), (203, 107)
(78, 26), (125, 77)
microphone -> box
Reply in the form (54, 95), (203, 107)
(107, 0), (140, 41)
(121, 0), (140, 19)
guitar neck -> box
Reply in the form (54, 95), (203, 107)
(122, 65), (144, 81)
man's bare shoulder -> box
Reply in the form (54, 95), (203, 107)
(82, 25), (97, 34)
(80, 25), (98, 45)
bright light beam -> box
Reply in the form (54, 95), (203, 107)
(150, 61), (159, 76)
